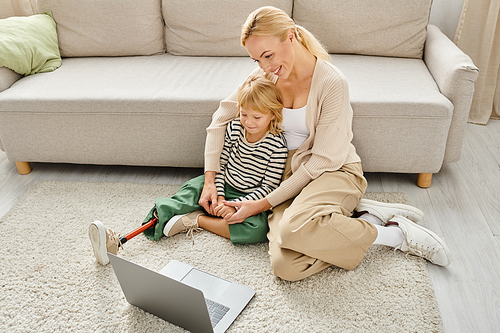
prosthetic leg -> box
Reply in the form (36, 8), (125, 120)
(119, 211), (158, 245)
(89, 211), (158, 265)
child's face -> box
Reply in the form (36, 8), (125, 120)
(240, 107), (275, 140)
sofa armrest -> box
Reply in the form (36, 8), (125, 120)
(424, 24), (479, 164)
(0, 66), (22, 93)
(0, 67), (22, 152)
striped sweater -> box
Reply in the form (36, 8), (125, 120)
(205, 59), (361, 207)
(215, 118), (288, 202)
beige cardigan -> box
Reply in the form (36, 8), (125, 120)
(205, 59), (361, 207)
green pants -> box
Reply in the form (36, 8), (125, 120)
(142, 175), (269, 244)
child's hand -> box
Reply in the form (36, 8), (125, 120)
(217, 196), (226, 207)
(214, 202), (236, 219)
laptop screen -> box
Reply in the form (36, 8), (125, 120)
(181, 268), (231, 300)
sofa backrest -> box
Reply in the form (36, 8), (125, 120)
(293, 0), (432, 59)
(37, 0), (165, 57)
(162, 0), (293, 56)
(36, 0), (431, 59)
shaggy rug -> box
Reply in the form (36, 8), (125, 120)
(0, 181), (443, 332)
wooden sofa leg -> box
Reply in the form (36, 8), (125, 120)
(417, 173), (432, 188)
(15, 161), (32, 175)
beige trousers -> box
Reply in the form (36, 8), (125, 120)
(267, 152), (378, 281)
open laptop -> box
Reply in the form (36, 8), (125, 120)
(108, 253), (255, 333)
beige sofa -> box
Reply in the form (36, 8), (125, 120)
(0, 0), (478, 187)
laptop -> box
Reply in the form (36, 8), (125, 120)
(108, 253), (255, 333)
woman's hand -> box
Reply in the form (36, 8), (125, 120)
(223, 198), (272, 224)
(198, 171), (218, 215)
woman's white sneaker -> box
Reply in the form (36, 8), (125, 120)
(356, 198), (424, 224)
(387, 215), (452, 266)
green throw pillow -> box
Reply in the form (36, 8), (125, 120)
(0, 11), (61, 76)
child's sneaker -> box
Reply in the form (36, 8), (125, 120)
(89, 220), (123, 265)
(163, 210), (205, 241)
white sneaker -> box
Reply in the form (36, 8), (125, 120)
(89, 220), (123, 265)
(387, 215), (451, 266)
(163, 210), (204, 241)
(356, 198), (424, 224)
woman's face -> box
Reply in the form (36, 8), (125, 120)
(245, 33), (295, 80)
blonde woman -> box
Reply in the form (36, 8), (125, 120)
(200, 6), (451, 281)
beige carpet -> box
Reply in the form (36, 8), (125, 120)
(0, 181), (443, 332)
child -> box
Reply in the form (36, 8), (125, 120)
(89, 74), (288, 265)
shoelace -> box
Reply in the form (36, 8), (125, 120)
(396, 240), (436, 262)
(107, 228), (124, 250)
(183, 219), (203, 244)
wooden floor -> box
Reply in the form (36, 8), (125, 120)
(1, 120), (499, 332)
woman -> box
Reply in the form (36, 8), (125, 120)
(200, 6), (451, 281)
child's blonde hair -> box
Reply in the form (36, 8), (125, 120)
(237, 74), (284, 135)
(241, 6), (330, 62)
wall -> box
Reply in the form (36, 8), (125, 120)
(429, 0), (466, 40)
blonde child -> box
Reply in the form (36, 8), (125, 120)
(89, 74), (288, 265)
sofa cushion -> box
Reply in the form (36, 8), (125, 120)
(293, 0), (432, 59)
(163, 0), (293, 56)
(0, 12), (61, 75)
(0, 55), (258, 167)
(37, 0), (165, 57)
(0, 54), (257, 114)
(331, 54), (454, 172)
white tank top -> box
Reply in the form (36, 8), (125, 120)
(282, 105), (309, 150)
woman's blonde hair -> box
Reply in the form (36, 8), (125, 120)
(241, 6), (330, 62)
(237, 74), (284, 135)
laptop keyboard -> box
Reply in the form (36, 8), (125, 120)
(205, 299), (230, 327)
